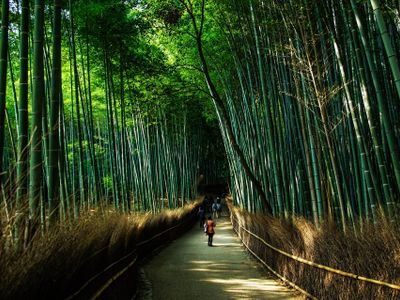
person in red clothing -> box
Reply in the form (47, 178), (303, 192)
(206, 216), (216, 246)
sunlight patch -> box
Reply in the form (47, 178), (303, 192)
(202, 278), (285, 292)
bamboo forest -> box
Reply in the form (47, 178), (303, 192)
(1, 0), (400, 299)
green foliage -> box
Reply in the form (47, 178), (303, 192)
(102, 175), (113, 191)
(1, 0), (227, 225)
(147, 0), (184, 26)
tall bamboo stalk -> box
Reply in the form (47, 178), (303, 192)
(0, 0), (10, 185)
(48, 0), (62, 223)
(29, 0), (45, 223)
(16, 0), (30, 229)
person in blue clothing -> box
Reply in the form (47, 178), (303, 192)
(212, 197), (221, 219)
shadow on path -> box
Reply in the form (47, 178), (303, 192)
(141, 216), (302, 299)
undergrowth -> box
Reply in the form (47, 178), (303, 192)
(0, 201), (199, 299)
(229, 202), (400, 299)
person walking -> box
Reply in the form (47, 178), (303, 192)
(212, 201), (218, 219)
(206, 216), (216, 246)
(203, 196), (211, 213)
(216, 197), (222, 217)
(212, 196), (221, 219)
(198, 205), (205, 228)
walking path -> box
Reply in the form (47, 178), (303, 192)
(141, 216), (302, 299)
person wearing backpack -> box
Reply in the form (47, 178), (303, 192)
(206, 216), (216, 246)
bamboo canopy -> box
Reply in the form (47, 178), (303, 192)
(0, 0), (399, 237)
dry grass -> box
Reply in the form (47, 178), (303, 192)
(0, 201), (200, 299)
(229, 202), (400, 299)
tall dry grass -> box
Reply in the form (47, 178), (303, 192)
(0, 201), (199, 299)
(229, 202), (400, 299)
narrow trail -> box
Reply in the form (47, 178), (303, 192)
(141, 215), (302, 299)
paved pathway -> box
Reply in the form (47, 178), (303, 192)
(141, 216), (302, 299)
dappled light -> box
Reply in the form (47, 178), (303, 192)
(143, 217), (301, 299)
(203, 278), (296, 299)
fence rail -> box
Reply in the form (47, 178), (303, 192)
(231, 213), (400, 292)
(231, 216), (317, 299)
(67, 212), (196, 299)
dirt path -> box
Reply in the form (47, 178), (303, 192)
(141, 216), (302, 299)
